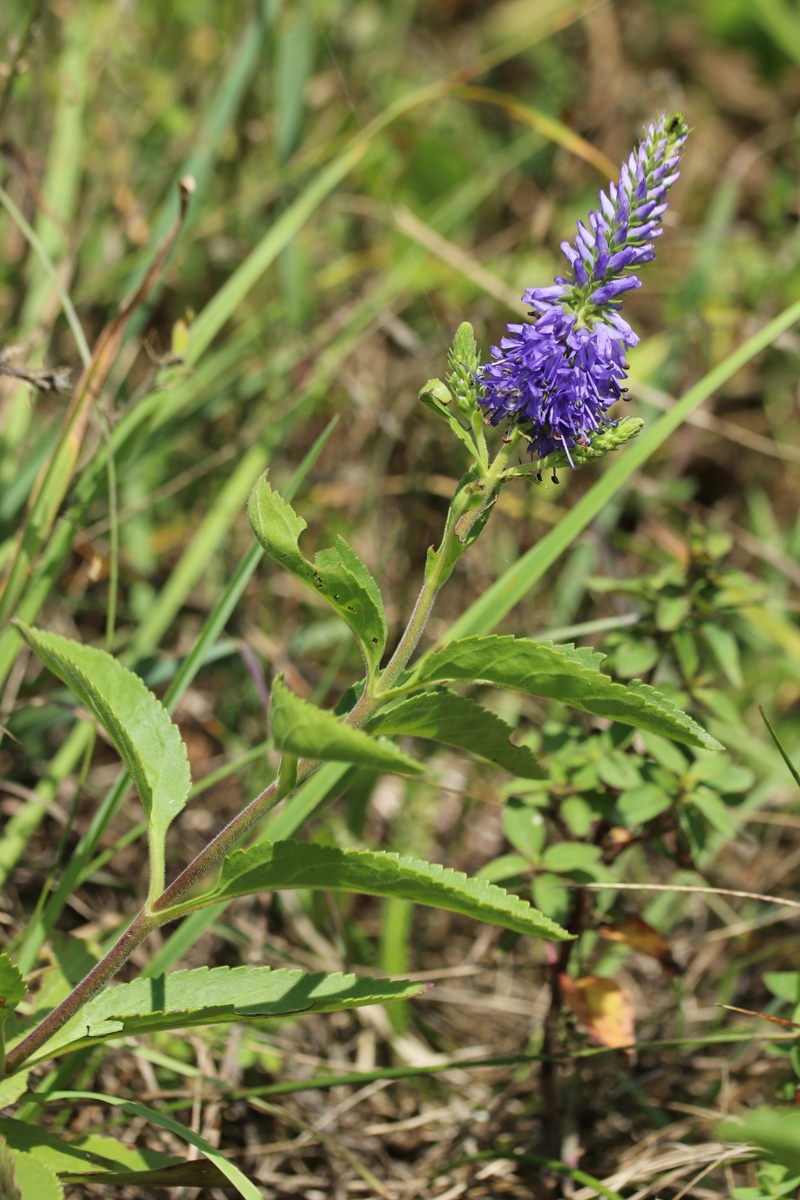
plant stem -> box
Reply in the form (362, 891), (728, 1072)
(6, 430), (524, 1073)
(5, 910), (153, 1073)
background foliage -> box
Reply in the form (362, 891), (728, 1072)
(3, 0), (800, 1195)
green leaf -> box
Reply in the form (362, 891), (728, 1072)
(763, 971), (799, 1004)
(597, 750), (644, 791)
(699, 621), (744, 689)
(1, 1137), (61, 1200)
(29, 1092), (262, 1200)
(655, 590), (692, 632)
(0, 1136), (19, 1200)
(616, 784), (672, 826)
(720, 1108), (800, 1174)
(690, 786), (737, 839)
(407, 636), (722, 751)
(0, 1075), (29, 1112)
(502, 798), (547, 859)
(164, 840), (571, 940)
(368, 691), (546, 779)
(14, 623), (190, 893)
(270, 677), (423, 775)
(541, 843), (601, 872)
(0, 1120), (177, 1183)
(475, 853), (530, 884)
(0, 955), (26, 1035)
(23, 967), (428, 1065)
(610, 637), (659, 679)
(247, 473), (387, 676)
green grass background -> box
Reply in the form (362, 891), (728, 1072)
(3, 0), (800, 1193)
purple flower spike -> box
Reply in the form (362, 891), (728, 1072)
(478, 112), (688, 461)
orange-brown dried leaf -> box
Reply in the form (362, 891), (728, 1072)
(599, 915), (681, 975)
(559, 973), (635, 1054)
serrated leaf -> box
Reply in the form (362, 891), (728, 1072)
(165, 840), (571, 940)
(0, 956), (26, 1035)
(407, 636), (722, 750)
(14, 623), (190, 890)
(248, 474), (387, 676)
(0, 1120), (176, 1182)
(270, 677), (423, 775)
(368, 691), (546, 778)
(22, 967), (427, 1065)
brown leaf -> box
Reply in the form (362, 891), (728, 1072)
(559, 973), (635, 1055)
(598, 915), (682, 975)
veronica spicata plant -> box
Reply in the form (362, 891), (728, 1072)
(0, 113), (714, 1195)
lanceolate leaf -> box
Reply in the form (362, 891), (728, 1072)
(368, 690), (546, 779)
(270, 677), (424, 775)
(14, 623), (191, 889)
(26, 968), (428, 1065)
(164, 840), (571, 940)
(406, 636), (722, 751)
(248, 473), (387, 676)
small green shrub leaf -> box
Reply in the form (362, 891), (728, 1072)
(541, 842), (601, 872)
(167, 840), (571, 940)
(617, 784), (672, 826)
(248, 474), (387, 676)
(270, 677), (423, 775)
(368, 690), (546, 778)
(27, 968), (427, 1065)
(407, 636), (722, 750)
(14, 623), (191, 889)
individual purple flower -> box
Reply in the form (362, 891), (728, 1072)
(479, 113), (689, 464)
